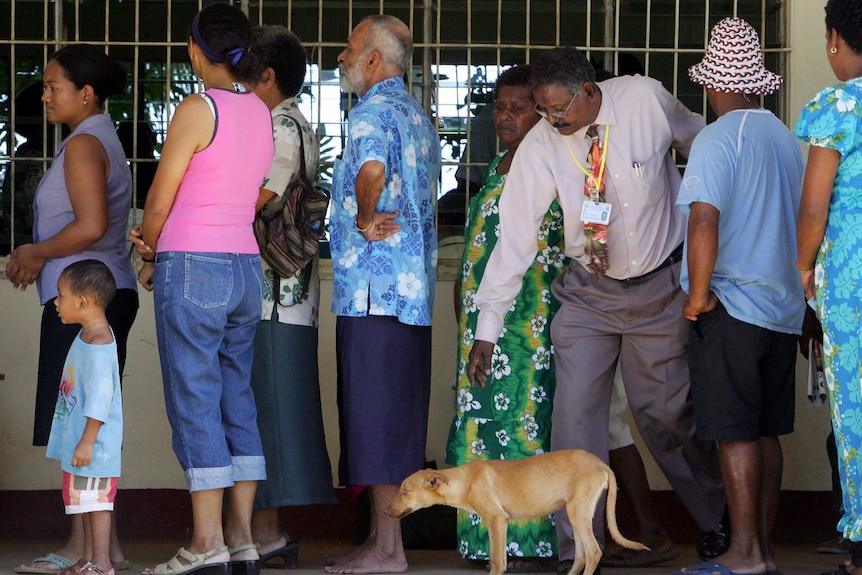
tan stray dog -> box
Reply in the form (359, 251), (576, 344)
(385, 449), (646, 575)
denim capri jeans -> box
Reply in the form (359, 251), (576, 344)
(154, 252), (267, 492)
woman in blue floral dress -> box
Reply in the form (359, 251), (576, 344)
(446, 65), (567, 568)
(796, 0), (862, 560)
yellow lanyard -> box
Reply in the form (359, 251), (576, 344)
(566, 125), (610, 197)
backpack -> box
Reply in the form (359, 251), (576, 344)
(253, 117), (330, 297)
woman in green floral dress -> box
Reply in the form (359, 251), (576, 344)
(446, 65), (567, 568)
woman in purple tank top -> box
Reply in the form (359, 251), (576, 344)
(7, 44), (139, 574)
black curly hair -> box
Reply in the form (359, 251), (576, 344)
(826, 0), (862, 54)
(251, 25), (308, 98)
(493, 65), (532, 100)
(530, 46), (596, 95)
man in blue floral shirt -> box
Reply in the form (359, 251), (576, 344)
(326, 14), (440, 575)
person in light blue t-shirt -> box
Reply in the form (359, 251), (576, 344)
(46, 260), (122, 575)
(675, 17), (805, 575)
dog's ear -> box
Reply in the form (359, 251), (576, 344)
(427, 473), (449, 489)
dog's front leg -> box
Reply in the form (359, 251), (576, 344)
(485, 515), (509, 575)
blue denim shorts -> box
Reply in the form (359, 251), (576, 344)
(154, 252), (267, 491)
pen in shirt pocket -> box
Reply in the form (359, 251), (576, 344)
(632, 162), (643, 178)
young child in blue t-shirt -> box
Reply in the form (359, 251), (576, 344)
(46, 260), (122, 575)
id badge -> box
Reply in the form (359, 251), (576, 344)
(581, 201), (612, 225)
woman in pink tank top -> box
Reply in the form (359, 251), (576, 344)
(133, 5), (274, 575)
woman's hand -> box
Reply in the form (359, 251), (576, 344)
(468, 340), (495, 388)
(137, 262), (155, 291)
(800, 269), (816, 302)
(5, 254), (25, 290)
(6, 244), (46, 290)
(129, 226), (154, 257)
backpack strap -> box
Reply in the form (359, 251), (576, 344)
(283, 113), (310, 181)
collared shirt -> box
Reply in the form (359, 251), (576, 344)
(475, 74), (704, 343)
(260, 98), (321, 327)
(678, 109), (804, 335)
(330, 76), (440, 326)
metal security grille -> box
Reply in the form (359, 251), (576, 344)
(0, 0), (786, 252)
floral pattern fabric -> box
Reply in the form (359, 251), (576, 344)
(796, 77), (862, 540)
(329, 77), (440, 326)
(445, 153), (567, 559)
(259, 98), (320, 327)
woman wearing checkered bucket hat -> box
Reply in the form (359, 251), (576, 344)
(674, 16), (806, 575)
(796, 2), (862, 575)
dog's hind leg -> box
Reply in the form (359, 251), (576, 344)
(486, 515), (509, 575)
(569, 531), (585, 575)
(566, 500), (601, 575)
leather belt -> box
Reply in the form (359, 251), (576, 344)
(617, 243), (684, 283)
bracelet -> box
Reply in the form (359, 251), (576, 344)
(141, 256), (155, 263)
(354, 218), (373, 233)
(796, 261), (814, 272)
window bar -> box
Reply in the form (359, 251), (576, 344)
(644, 0), (652, 76)
(585, 0), (592, 65)
(698, 0), (709, 115)
(604, 0), (615, 76)
(672, 0), (680, 97)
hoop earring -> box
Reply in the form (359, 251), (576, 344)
(831, 46), (838, 55)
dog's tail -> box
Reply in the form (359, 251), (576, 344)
(605, 468), (649, 551)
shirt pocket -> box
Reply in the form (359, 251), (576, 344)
(631, 148), (671, 205)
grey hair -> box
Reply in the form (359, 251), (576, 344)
(361, 15), (413, 74)
(530, 46), (596, 97)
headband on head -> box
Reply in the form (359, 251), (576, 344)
(191, 7), (246, 66)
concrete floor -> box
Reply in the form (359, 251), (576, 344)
(0, 541), (838, 575)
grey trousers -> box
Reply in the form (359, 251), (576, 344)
(549, 260), (725, 561)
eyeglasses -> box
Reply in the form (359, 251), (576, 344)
(535, 92), (577, 120)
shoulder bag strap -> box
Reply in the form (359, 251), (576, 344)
(284, 114), (308, 180)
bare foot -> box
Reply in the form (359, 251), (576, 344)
(324, 543), (369, 567)
(679, 550), (769, 575)
(323, 547), (407, 574)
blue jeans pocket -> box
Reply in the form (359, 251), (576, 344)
(183, 254), (233, 309)
(248, 255), (264, 302)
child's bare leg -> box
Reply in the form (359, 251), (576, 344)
(82, 514), (93, 563)
(89, 511), (112, 568)
(109, 512), (125, 564)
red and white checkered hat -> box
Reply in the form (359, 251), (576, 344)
(688, 17), (782, 95)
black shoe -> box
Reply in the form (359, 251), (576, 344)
(229, 560), (260, 575)
(697, 522), (731, 561)
(259, 541), (299, 569)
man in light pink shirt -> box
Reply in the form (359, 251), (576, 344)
(467, 46), (728, 572)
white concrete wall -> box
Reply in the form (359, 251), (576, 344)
(0, 0), (841, 492)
